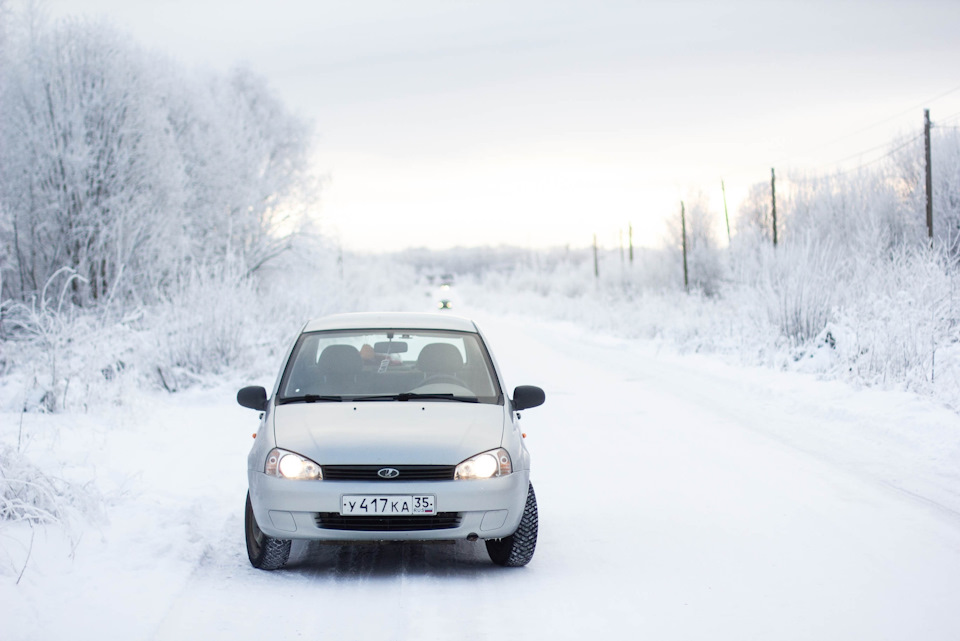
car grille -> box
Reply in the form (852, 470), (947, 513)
(315, 512), (462, 532)
(321, 465), (456, 481)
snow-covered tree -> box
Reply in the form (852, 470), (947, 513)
(163, 64), (315, 277)
(0, 18), (184, 305)
(0, 10), (317, 308)
(664, 192), (724, 295)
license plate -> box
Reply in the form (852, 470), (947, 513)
(340, 495), (435, 516)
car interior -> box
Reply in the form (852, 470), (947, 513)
(282, 333), (499, 401)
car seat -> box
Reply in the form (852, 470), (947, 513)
(317, 344), (363, 393)
(416, 343), (463, 380)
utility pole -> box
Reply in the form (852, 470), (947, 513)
(628, 224), (634, 263)
(681, 201), (689, 292)
(593, 234), (599, 279)
(770, 168), (778, 247)
(721, 179), (731, 243)
(924, 109), (934, 241)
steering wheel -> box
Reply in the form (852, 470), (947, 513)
(421, 374), (464, 386)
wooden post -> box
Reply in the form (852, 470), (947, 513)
(721, 179), (731, 242)
(593, 234), (599, 279)
(628, 223), (634, 263)
(770, 168), (778, 247)
(681, 201), (689, 292)
(924, 109), (934, 241)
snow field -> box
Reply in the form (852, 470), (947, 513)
(1, 378), (263, 639)
(4, 311), (959, 640)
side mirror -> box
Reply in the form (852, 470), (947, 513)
(237, 385), (268, 411)
(513, 385), (545, 411)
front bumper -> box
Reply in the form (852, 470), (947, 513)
(247, 469), (531, 541)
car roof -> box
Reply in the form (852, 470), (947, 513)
(301, 312), (479, 333)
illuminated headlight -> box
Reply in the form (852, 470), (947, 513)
(455, 448), (512, 480)
(265, 448), (322, 480)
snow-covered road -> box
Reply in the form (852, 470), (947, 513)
(6, 313), (960, 640)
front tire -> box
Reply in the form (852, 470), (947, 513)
(486, 483), (538, 567)
(245, 492), (291, 570)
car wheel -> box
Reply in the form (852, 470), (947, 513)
(485, 482), (538, 567)
(245, 491), (291, 570)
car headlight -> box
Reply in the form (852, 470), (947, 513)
(265, 448), (322, 480)
(455, 448), (512, 480)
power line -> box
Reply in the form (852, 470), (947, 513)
(833, 109), (960, 162)
(721, 99), (960, 199)
(830, 134), (923, 176)
(827, 135), (914, 167)
(773, 82), (960, 166)
(934, 110), (960, 127)
(789, 132), (924, 182)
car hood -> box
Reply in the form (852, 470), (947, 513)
(272, 402), (507, 465)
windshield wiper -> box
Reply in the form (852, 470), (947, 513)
(352, 393), (479, 403)
(278, 394), (343, 404)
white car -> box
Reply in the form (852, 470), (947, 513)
(238, 312), (545, 569)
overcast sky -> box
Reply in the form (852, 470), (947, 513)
(42, 0), (960, 250)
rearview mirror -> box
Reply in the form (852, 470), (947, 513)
(513, 385), (545, 411)
(374, 341), (408, 354)
(237, 385), (268, 411)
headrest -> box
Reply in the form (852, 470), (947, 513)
(317, 344), (362, 376)
(417, 343), (463, 374)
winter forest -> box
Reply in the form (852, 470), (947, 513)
(3, 4), (960, 639)
(4, 13), (958, 412)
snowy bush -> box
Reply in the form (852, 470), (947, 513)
(664, 193), (726, 296)
(0, 444), (99, 527)
(453, 147), (960, 410)
(831, 248), (960, 396)
(3, 269), (91, 412)
(148, 263), (260, 390)
(759, 237), (844, 346)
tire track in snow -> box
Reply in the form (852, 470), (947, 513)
(147, 313), (960, 641)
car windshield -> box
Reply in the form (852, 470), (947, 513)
(277, 329), (503, 404)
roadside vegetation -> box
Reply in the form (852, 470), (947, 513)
(1, 3), (958, 561)
(455, 140), (960, 411)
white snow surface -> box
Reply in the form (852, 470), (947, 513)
(3, 310), (960, 640)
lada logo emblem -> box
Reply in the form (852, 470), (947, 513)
(378, 468), (400, 479)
